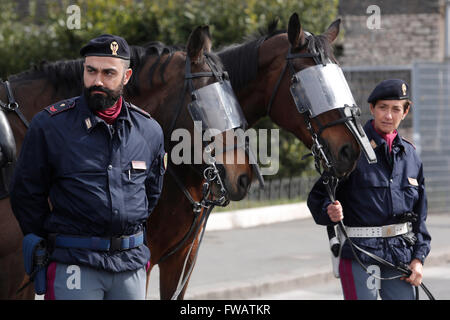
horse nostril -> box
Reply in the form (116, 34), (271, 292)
(238, 174), (250, 191)
(339, 144), (355, 162)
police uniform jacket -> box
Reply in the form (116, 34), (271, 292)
(307, 120), (431, 266)
(10, 95), (166, 272)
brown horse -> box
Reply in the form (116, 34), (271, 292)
(161, 13), (366, 295)
(219, 14), (362, 177)
(156, 14), (372, 299)
(0, 26), (254, 299)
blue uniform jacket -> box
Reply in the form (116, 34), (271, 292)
(10, 95), (165, 272)
(307, 120), (431, 266)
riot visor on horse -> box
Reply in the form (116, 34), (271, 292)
(219, 13), (375, 181)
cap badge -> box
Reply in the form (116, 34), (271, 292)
(401, 83), (407, 96)
(110, 41), (119, 56)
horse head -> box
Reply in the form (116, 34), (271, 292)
(133, 26), (256, 203)
(227, 13), (375, 179)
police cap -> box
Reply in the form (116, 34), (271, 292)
(367, 79), (409, 104)
(80, 34), (130, 60)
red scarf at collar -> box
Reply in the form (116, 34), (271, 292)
(372, 121), (398, 153)
(95, 96), (122, 125)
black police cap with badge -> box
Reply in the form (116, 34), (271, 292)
(80, 34), (130, 60)
(367, 79), (409, 104)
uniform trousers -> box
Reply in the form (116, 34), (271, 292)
(339, 258), (416, 300)
(44, 262), (147, 300)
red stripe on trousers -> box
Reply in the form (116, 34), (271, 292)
(44, 262), (57, 300)
(339, 258), (358, 300)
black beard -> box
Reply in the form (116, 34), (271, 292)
(83, 84), (123, 111)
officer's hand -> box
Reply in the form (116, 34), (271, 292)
(326, 201), (343, 222)
(402, 259), (423, 287)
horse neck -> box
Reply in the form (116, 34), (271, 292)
(1, 77), (63, 148)
(230, 34), (290, 127)
(239, 34), (314, 147)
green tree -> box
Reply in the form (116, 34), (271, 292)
(0, 0), (338, 180)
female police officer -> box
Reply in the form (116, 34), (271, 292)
(307, 79), (431, 300)
(10, 34), (165, 299)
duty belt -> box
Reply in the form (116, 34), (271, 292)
(345, 222), (411, 238)
(51, 232), (144, 252)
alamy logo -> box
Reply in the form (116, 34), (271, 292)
(170, 122), (279, 175)
(66, 265), (81, 290)
(366, 264), (381, 290)
(366, 5), (381, 30)
(66, 5), (81, 30)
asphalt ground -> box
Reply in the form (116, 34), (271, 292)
(146, 204), (450, 300)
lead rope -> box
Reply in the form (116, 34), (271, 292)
(322, 176), (435, 300)
(170, 203), (215, 300)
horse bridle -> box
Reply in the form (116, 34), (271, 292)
(165, 53), (232, 214)
(161, 53), (258, 299)
(266, 34), (364, 178)
(0, 80), (30, 129)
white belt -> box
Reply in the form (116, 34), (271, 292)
(345, 222), (411, 238)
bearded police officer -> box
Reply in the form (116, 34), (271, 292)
(10, 34), (166, 300)
(307, 79), (431, 300)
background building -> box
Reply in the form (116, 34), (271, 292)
(338, 0), (450, 213)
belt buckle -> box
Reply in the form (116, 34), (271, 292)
(382, 225), (395, 237)
(109, 237), (123, 252)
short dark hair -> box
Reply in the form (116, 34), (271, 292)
(402, 100), (411, 112)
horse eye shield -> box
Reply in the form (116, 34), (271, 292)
(188, 80), (247, 134)
(290, 64), (377, 164)
(188, 80), (265, 188)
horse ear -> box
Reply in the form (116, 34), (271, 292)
(287, 13), (305, 48)
(187, 25), (212, 63)
(323, 19), (341, 43)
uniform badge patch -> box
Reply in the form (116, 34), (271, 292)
(131, 160), (147, 171)
(408, 177), (418, 186)
(45, 99), (75, 116)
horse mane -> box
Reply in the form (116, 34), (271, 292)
(218, 19), (336, 91)
(7, 41), (223, 99)
(9, 59), (84, 97)
(218, 20), (283, 91)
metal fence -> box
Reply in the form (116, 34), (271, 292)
(412, 62), (450, 213)
(217, 175), (319, 211)
(245, 175), (319, 201)
(223, 63), (450, 214)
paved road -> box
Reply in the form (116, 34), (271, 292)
(251, 263), (450, 300)
(147, 213), (450, 300)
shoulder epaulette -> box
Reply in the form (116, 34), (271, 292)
(401, 136), (416, 149)
(45, 99), (76, 116)
(127, 103), (151, 119)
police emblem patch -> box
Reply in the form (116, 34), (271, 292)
(163, 152), (168, 170)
